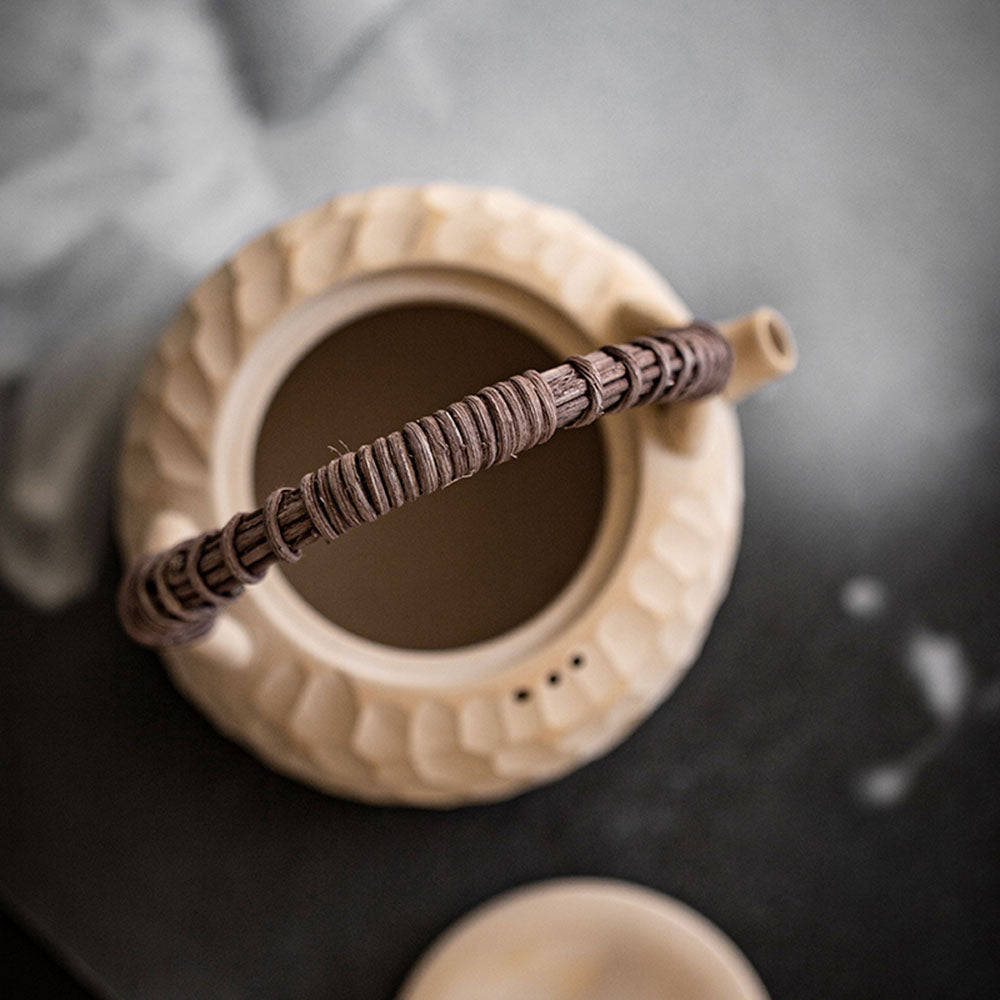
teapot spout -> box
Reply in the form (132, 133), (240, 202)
(719, 307), (797, 402)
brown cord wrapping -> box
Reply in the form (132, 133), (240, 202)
(119, 321), (733, 647)
(601, 344), (643, 413)
(564, 355), (605, 427)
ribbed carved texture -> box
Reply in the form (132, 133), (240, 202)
(119, 322), (732, 647)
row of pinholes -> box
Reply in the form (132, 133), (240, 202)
(513, 653), (586, 702)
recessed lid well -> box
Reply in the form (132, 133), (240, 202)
(254, 302), (607, 651)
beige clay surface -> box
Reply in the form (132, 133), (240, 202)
(117, 183), (794, 806)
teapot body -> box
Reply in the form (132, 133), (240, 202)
(118, 184), (755, 806)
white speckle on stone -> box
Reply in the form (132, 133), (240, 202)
(854, 628), (973, 808)
(840, 576), (888, 619)
(905, 629), (970, 726)
(856, 763), (912, 807)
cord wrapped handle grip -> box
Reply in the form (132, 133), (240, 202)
(118, 322), (732, 648)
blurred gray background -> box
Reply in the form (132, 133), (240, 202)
(1, 1), (998, 998)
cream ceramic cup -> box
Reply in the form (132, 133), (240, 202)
(398, 879), (770, 1000)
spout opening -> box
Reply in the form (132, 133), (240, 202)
(719, 307), (797, 402)
(768, 318), (790, 357)
(759, 310), (796, 373)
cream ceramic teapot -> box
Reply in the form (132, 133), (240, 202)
(116, 183), (796, 806)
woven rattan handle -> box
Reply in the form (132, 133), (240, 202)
(119, 322), (733, 647)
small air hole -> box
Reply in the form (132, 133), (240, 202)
(547, 673), (561, 686)
(570, 654), (585, 668)
(514, 688), (531, 702)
